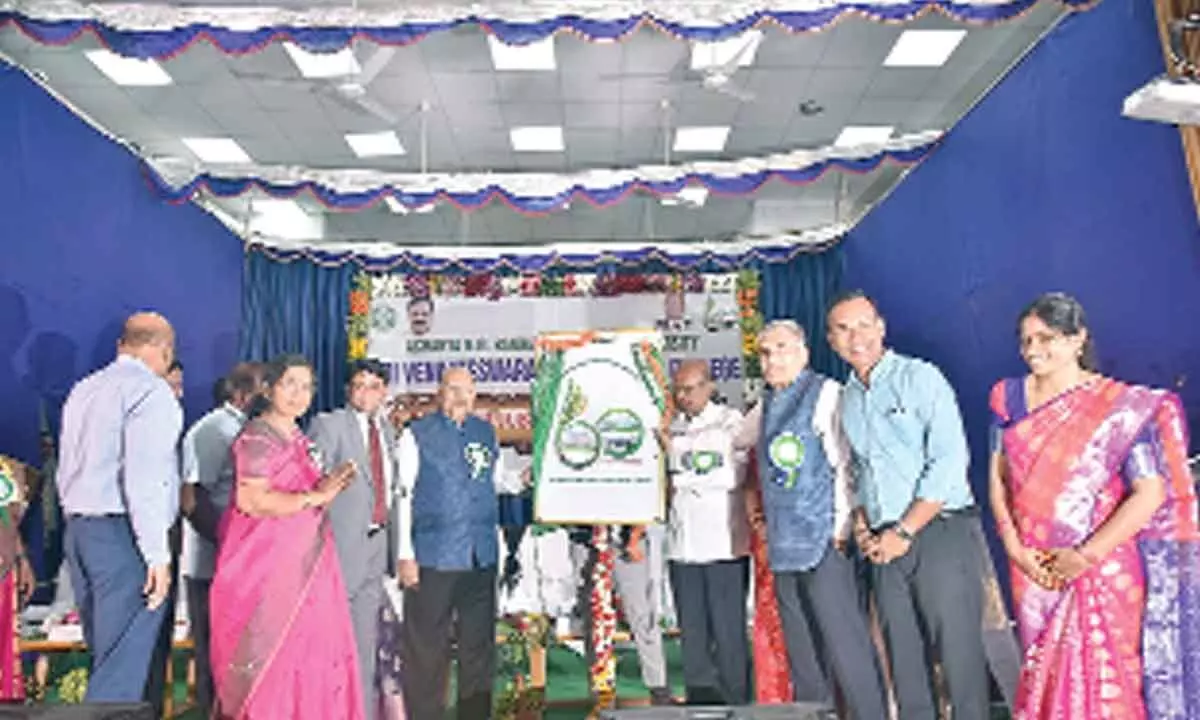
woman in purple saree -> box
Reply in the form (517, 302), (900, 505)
(209, 355), (363, 720)
(989, 293), (1200, 719)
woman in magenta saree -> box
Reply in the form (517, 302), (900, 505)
(209, 355), (363, 720)
(990, 294), (1200, 719)
(0, 456), (34, 702)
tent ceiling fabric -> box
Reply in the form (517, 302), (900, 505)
(0, 0), (1066, 248)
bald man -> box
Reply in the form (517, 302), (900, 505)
(57, 312), (183, 702)
(396, 368), (525, 720)
(664, 360), (751, 705)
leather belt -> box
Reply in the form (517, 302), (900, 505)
(367, 525), (386, 538)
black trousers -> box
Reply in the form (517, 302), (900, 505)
(774, 546), (888, 720)
(668, 558), (750, 705)
(871, 513), (990, 720)
(401, 566), (497, 720)
(143, 520), (181, 716)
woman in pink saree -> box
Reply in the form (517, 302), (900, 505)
(0, 456), (34, 702)
(990, 293), (1200, 719)
(209, 355), (363, 720)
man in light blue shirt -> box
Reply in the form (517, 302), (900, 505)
(179, 362), (261, 716)
(57, 312), (182, 703)
(828, 291), (989, 720)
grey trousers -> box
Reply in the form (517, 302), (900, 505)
(348, 532), (388, 720)
(184, 577), (213, 717)
(578, 528), (668, 690)
(871, 513), (990, 720)
(669, 558), (750, 705)
(774, 546), (888, 720)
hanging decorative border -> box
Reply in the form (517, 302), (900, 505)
(248, 232), (840, 274)
(0, 0), (1095, 59)
(145, 132), (941, 216)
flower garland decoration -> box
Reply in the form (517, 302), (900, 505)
(736, 270), (764, 398)
(495, 613), (551, 720)
(347, 272), (372, 360)
(590, 525), (618, 708)
(367, 272), (708, 301)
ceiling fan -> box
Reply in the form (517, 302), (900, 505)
(601, 31), (760, 103)
(232, 43), (400, 125)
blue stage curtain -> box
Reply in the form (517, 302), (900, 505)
(239, 249), (355, 413)
(758, 244), (848, 380)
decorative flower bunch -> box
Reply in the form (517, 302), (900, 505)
(347, 273), (372, 360)
(58, 667), (87, 703)
(495, 613), (551, 719)
(736, 270), (764, 382)
(589, 527), (618, 706)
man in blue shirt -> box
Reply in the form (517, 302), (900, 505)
(827, 291), (988, 720)
(57, 312), (183, 703)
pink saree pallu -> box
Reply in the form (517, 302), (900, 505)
(209, 422), (364, 720)
(993, 378), (1200, 720)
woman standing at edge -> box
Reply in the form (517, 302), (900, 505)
(989, 292), (1200, 719)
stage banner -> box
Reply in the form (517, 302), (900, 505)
(363, 272), (749, 407)
(530, 329), (669, 526)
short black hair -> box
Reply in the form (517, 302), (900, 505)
(826, 289), (884, 320)
(408, 295), (434, 311)
(347, 358), (389, 385)
(211, 377), (232, 405)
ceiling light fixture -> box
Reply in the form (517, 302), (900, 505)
(488, 35), (557, 71)
(690, 30), (763, 71)
(673, 126), (731, 153)
(883, 30), (967, 68)
(83, 50), (172, 86)
(181, 137), (253, 164)
(282, 42), (361, 78)
(345, 131), (406, 158)
(510, 126), (564, 152)
(833, 126), (894, 147)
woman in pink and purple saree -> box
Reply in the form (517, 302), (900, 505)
(989, 293), (1200, 720)
(209, 355), (362, 720)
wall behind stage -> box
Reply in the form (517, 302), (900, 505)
(844, 0), (1200, 535)
(0, 62), (242, 580)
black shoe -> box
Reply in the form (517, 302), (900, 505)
(650, 687), (674, 706)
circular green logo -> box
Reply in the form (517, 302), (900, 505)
(689, 450), (722, 475)
(0, 459), (14, 505)
(370, 305), (397, 332)
(595, 408), (645, 460)
(555, 419), (601, 470)
(768, 432), (805, 488)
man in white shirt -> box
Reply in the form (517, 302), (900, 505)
(664, 360), (751, 706)
(746, 320), (887, 719)
(179, 362), (261, 716)
(394, 368), (526, 720)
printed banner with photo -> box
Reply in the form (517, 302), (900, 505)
(531, 329), (668, 525)
(366, 273), (747, 406)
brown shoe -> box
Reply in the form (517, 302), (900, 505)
(650, 687), (674, 706)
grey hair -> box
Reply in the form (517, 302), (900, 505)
(757, 319), (807, 346)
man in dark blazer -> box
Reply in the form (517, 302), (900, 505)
(309, 358), (397, 720)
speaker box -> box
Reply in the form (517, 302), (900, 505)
(0, 704), (155, 720)
(598, 703), (838, 719)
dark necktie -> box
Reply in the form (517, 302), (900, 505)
(368, 416), (387, 526)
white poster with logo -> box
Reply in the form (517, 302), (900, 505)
(366, 273), (748, 407)
(531, 330), (667, 525)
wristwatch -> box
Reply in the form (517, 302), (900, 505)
(894, 523), (916, 543)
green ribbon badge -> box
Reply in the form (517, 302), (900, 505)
(686, 450), (722, 475)
(0, 458), (16, 506)
(768, 433), (805, 489)
(464, 442), (493, 481)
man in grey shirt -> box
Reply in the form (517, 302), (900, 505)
(179, 362), (261, 716)
(57, 312), (182, 702)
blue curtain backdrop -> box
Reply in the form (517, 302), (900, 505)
(240, 251), (355, 413)
(0, 61), (242, 601)
(759, 244), (847, 379)
(239, 243), (847, 412)
(842, 0), (1200, 598)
